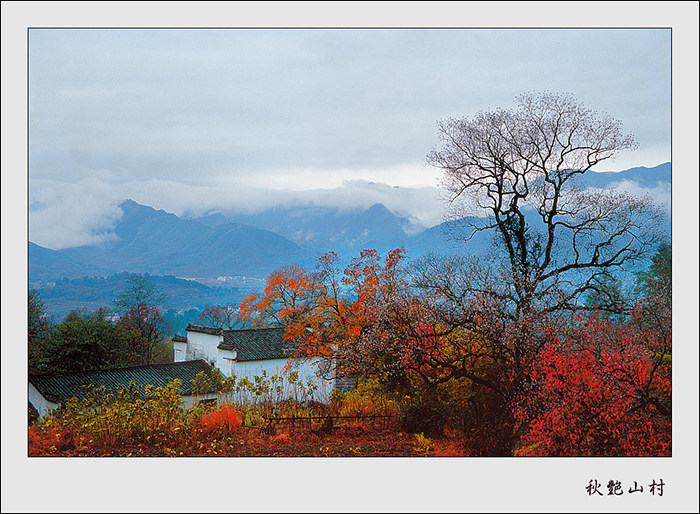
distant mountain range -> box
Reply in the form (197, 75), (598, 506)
(29, 162), (671, 318)
(196, 202), (421, 257)
(33, 199), (311, 283)
(571, 163), (671, 189)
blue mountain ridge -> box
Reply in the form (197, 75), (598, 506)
(197, 202), (417, 259)
(29, 163), (671, 317)
(53, 199), (311, 281)
(575, 162), (671, 189)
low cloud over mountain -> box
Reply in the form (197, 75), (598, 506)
(28, 163), (671, 318)
(29, 163), (670, 253)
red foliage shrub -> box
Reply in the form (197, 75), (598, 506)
(198, 404), (243, 438)
(516, 312), (671, 457)
(28, 426), (50, 456)
(28, 424), (75, 456)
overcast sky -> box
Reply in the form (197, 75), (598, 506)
(26, 26), (672, 248)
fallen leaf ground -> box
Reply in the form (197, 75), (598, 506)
(31, 424), (471, 457)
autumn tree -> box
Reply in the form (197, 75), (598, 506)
(418, 92), (668, 452)
(114, 274), (170, 364)
(239, 93), (670, 455)
(119, 304), (170, 364)
(240, 255), (352, 376)
(426, 91), (665, 320)
(240, 250), (410, 382)
(517, 311), (671, 456)
(239, 248), (519, 446)
(241, 248), (482, 398)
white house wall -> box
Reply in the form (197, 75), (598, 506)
(181, 392), (220, 409)
(230, 357), (335, 403)
(215, 348), (236, 377)
(29, 382), (60, 418)
(173, 341), (188, 362)
(182, 328), (336, 403)
(185, 331), (221, 366)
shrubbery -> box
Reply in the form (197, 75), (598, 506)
(338, 378), (399, 418)
(28, 373), (401, 456)
(198, 404), (243, 438)
(399, 393), (448, 438)
(29, 380), (196, 455)
(29, 306), (671, 459)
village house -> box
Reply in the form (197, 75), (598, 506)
(28, 325), (344, 419)
(28, 359), (216, 418)
(173, 324), (337, 403)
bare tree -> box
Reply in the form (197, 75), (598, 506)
(113, 274), (166, 315)
(197, 304), (245, 330)
(413, 93), (670, 453)
(426, 92), (666, 320)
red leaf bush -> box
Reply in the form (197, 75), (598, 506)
(197, 404), (243, 438)
(516, 312), (671, 456)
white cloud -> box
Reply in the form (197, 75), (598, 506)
(28, 173), (448, 250)
(29, 177), (124, 249)
(29, 162), (673, 251)
(607, 179), (672, 211)
(28, 28), (671, 188)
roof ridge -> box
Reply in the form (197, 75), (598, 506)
(29, 359), (212, 379)
(186, 323), (222, 329)
(222, 326), (285, 334)
(185, 323), (224, 335)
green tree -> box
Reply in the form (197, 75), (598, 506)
(634, 243), (672, 343)
(28, 290), (52, 374)
(35, 309), (143, 374)
(584, 271), (627, 321)
(114, 274), (170, 364)
(637, 243), (671, 301)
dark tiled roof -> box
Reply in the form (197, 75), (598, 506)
(220, 327), (297, 361)
(186, 324), (223, 336)
(172, 334), (187, 343)
(29, 360), (214, 403)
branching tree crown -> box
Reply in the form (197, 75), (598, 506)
(426, 91), (666, 318)
(197, 305), (245, 330)
(113, 274), (166, 315)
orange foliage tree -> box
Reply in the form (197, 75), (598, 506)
(240, 248), (520, 390)
(239, 249), (410, 382)
(240, 249), (501, 398)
